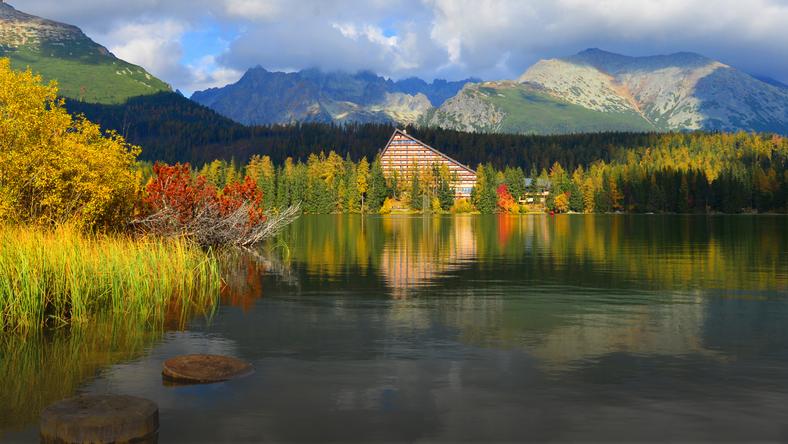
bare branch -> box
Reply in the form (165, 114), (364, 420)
(133, 201), (300, 248)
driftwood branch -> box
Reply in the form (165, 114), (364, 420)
(133, 202), (300, 248)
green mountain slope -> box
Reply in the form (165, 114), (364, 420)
(519, 49), (788, 134)
(0, 2), (170, 103)
(426, 82), (655, 134)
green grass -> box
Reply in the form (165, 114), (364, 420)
(480, 84), (656, 134)
(0, 225), (221, 333)
(1, 46), (170, 104)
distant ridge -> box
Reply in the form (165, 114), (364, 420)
(191, 67), (476, 126)
(192, 49), (788, 135)
(428, 48), (788, 135)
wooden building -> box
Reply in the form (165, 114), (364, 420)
(380, 129), (477, 198)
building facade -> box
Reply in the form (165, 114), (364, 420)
(380, 129), (477, 198)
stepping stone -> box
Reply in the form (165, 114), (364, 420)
(40, 394), (158, 444)
(162, 354), (253, 384)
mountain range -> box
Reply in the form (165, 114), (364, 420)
(191, 67), (475, 126)
(2, 1), (788, 136)
(195, 49), (788, 135)
(0, 1), (169, 103)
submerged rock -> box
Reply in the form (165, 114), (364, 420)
(40, 394), (158, 444)
(162, 354), (253, 384)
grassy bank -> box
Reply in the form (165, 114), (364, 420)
(0, 226), (221, 333)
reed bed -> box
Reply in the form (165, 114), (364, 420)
(0, 225), (221, 333)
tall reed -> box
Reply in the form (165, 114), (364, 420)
(0, 225), (221, 333)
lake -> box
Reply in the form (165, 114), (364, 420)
(2, 215), (787, 442)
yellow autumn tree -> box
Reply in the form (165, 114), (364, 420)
(0, 58), (140, 229)
(554, 192), (570, 213)
(356, 157), (370, 210)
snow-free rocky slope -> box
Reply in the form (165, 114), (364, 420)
(192, 67), (475, 126)
(429, 49), (788, 134)
(0, 1), (170, 103)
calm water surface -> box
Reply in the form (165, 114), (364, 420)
(3, 215), (788, 442)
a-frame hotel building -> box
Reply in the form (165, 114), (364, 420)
(380, 129), (477, 198)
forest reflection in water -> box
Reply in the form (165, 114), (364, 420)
(2, 215), (787, 442)
(275, 214), (787, 368)
(282, 214), (786, 293)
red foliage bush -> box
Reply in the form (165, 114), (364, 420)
(142, 162), (265, 226)
(220, 176), (266, 225)
(496, 184), (517, 213)
(137, 162), (298, 247)
(143, 163), (218, 223)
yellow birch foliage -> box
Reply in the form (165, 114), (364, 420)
(0, 59), (140, 229)
(554, 192), (570, 213)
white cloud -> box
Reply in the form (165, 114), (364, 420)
(222, 0), (281, 20)
(186, 55), (244, 93)
(100, 20), (189, 83)
(422, 0), (788, 80)
(14, 0), (788, 90)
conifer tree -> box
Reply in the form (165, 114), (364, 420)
(410, 169), (423, 211)
(356, 157), (370, 212)
(678, 174), (691, 213)
(473, 164), (498, 214)
(367, 156), (388, 212)
(437, 165), (455, 211)
(247, 155), (276, 210)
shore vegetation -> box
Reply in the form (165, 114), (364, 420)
(0, 58), (293, 334)
(0, 225), (220, 333)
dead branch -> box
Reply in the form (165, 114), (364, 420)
(133, 201), (300, 248)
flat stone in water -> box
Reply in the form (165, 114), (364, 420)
(40, 394), (158, 444)
(162, 354), (253, 384)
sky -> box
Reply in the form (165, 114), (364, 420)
(16, 0), (788, 95)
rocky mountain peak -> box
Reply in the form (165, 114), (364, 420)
(514, 49), (788, 133)
(0, 2), (170, 103)
(567, 49), (714, 75)
(191, 66), (475, 126)
(0, 1), (95, 52)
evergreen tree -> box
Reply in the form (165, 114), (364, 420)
(356, 157), (370, 212)
(678, 174), (691, 213)
(246, 155), (276, 210)
(437, 165), (455, 211)
(367, 156), (388, 212)
(473, 164), (498, 214)
(647, 173), (665, 212)
(346, 167), (361, 213)
(389, 170), (400, 200)
(410, 169), (423, 211)
(595, 173), (613, 213)
(504, 167), (527, 201)
(568, 182), (584, 212)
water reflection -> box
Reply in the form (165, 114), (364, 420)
(2, 215), (787, 442)
(0, 293), (218, 436)
(280, 214), (787, 293)
(0, 318), (162, 433)
(276, 214), (788, 371)
(379, 216), (477, 297)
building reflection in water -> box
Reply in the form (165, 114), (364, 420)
(379, 216), (478, 297)
(276, 215), (785, 371)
